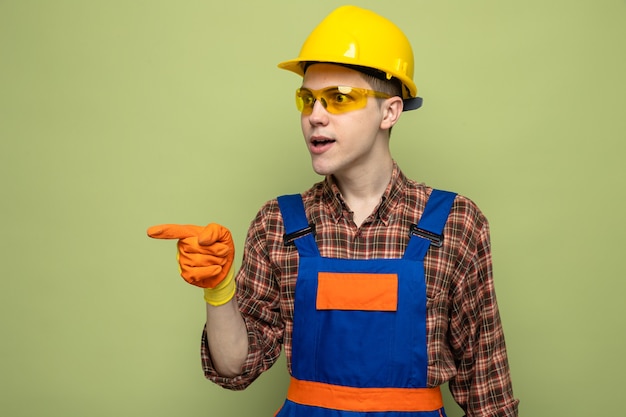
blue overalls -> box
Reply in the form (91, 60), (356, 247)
(275, 190), (456, 417)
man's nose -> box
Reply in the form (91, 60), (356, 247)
(308, 98), (329, 122)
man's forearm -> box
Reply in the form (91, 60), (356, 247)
(205, 297), (249, 377)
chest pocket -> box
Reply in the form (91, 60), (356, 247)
(316, 272), (398, 311)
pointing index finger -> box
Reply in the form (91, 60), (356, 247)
(147, 224), (203, 240)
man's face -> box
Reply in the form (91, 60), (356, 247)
(300, 63), (392, 179)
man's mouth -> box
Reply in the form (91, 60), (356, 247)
(308, 136), (336, 155)
(311, 139), (334, 146)
(311, 137), (335, 147)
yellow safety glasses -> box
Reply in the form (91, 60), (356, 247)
(295, 85), (391, 115)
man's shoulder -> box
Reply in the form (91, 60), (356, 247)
(252, 180), (326, 220)
(403, 176), (488, 225)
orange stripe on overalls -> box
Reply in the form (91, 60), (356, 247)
(287, 377), (444, 412)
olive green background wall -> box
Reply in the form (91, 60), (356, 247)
(1, 1), (624, 416)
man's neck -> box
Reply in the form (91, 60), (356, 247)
(333, 158), (394, 227)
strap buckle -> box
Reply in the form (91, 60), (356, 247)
(410, 224), (444, 248)
(283, 223), (316, 246)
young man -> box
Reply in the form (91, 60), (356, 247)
(148, 5), (519, 417)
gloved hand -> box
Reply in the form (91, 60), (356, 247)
(147, 223), (236, 305)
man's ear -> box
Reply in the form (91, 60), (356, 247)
(380, 96), (404, 130)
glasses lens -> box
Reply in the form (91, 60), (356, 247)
(324, 86), (367, 114)
(296, 88), (315, 114)
(295, 86), (389, 115)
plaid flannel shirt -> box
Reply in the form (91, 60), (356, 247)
(201, 163), (519, 417)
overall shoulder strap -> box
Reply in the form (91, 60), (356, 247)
(276, 194), (320, 257)
(404, 189), (457, 261)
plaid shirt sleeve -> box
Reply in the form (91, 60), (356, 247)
(441, 198), (519, 416)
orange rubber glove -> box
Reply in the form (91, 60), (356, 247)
(147, 223), (235, 290)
